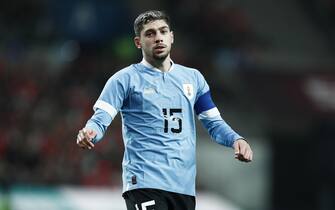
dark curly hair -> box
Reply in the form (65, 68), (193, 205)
(134, 10), (171, 36)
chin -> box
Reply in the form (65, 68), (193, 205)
(153, 53), (169, 60)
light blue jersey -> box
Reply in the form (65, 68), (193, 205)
(86, 59), (243, 196)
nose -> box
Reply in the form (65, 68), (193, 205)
(155, 37), (162, 43)
(155, 32), (163, 43)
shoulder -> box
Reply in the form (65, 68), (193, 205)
(174, 63), (198, 72)
(173, 63), (203, 76)
(102, 65), (139, 90)
(109, 65), (137, 80)
(104, 64), (144, 86)
(173, 63), (205, 79)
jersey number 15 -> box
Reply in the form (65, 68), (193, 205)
(162, 108), (182, 133)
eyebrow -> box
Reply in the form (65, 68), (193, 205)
(144, 26), (170, 34)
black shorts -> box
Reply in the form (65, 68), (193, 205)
(122, 188), (195, 210)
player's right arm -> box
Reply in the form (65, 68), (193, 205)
(76, 68), (130, 149)
(76, 108), (113, 149)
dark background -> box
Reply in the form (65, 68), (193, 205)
(0, 0), (334, 209)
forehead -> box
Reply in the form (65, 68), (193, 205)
(141, 20), (169, 32)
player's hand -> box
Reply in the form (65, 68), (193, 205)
(76, 128), (97, 149)
(233, 138), (253, 162)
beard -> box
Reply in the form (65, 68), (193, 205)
(153, 51), (169, 60)
(152, 46), (171, 61)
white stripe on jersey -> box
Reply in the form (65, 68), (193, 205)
(93, 100), (117, 119)
(197, 107), (220, 119)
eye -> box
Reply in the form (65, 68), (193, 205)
(145, 31), (155, 37)
(161, 30), (168, 34)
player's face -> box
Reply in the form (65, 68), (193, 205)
(134, 20), (174, 61)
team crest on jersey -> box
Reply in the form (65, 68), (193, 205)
(183, 83), (194, 99)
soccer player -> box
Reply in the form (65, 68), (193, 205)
(76, 10), (253, 210)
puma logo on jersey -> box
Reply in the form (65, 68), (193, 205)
(143, 87), (156, 95)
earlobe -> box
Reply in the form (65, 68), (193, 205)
(134, 37), (141, 49)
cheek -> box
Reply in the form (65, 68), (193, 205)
(143, 41), (153, 48)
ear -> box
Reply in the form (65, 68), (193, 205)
(171, 31), (174, 44)
(134, 37), (141, 49)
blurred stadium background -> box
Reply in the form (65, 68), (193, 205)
(0, 0), (334, 210)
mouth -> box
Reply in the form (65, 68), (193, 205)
(154, 44), (167, 50)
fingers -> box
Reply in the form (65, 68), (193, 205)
(83, 130), (95, 148)
(234, 139), (253, 162)
(238, 149), (253, 162)
(77, 128), (95, 149)
(246, 149), (253, 161)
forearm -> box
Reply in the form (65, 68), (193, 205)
(85, 108), (112, 143)
(200, 115), (243, 148)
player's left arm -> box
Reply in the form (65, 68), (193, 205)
(195, 91), (253, 162)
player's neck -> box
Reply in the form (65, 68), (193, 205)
(145, 56), (171, 72)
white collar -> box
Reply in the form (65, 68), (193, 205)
(141, 58), (175, 72)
